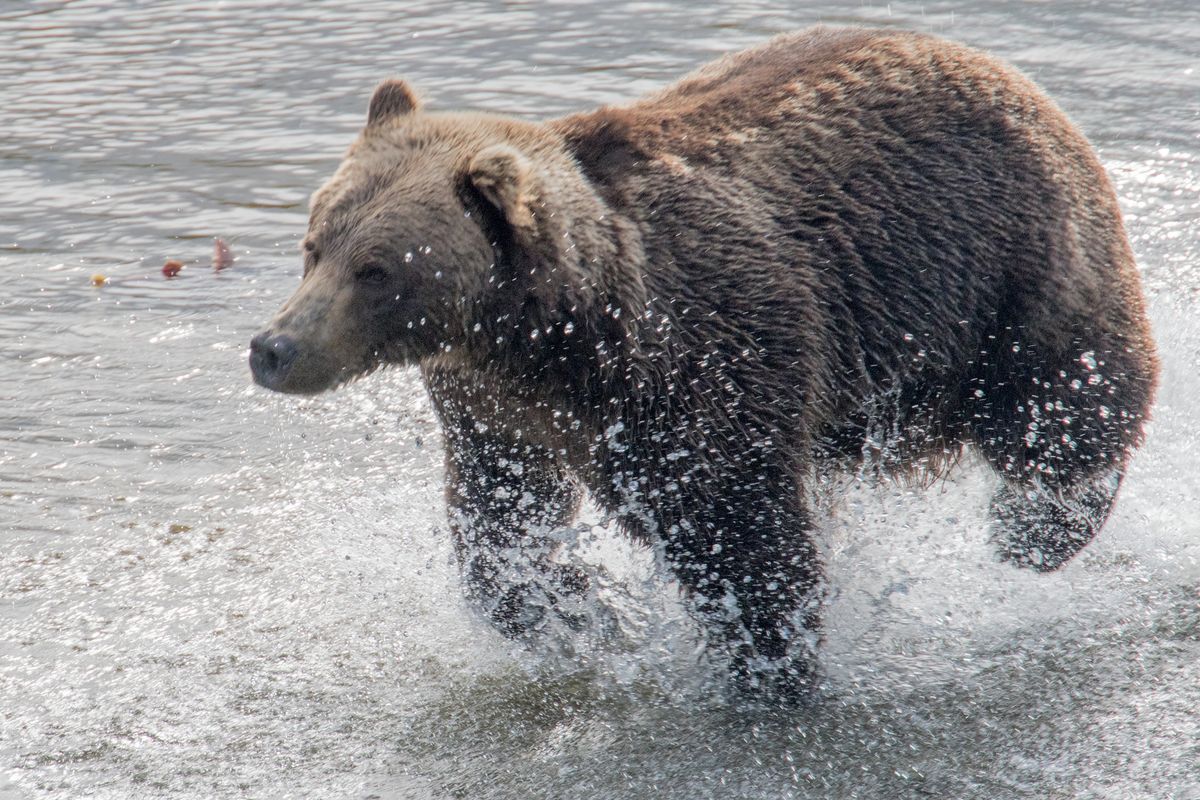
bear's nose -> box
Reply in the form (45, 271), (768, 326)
(249, 332), (300, 390)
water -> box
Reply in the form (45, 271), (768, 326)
(2, 1), (1198, 797)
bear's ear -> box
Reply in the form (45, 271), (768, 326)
(367, 79), (420, 126)
(467, 144), (537, 230)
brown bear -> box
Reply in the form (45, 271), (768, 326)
(249, 26), (1158, 699)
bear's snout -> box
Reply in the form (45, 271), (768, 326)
(249, 331), (300, 391)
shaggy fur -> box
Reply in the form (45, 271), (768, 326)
(250, 27), (1158, 699)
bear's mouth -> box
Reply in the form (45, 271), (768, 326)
(249, 325), (442, 395)
(249, 333), (371, 395)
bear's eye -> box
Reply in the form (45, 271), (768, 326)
(355, 264), (389, 285)
(301, 241), (320, 276)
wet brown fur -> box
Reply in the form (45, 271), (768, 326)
(254, 27), (1158, 698)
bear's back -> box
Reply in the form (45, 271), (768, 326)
(556, 28), (1059, 174)
(552, 27), (1152, 447)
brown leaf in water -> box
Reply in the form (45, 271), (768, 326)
(213, 238), (235, 270)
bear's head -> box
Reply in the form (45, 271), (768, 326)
(250, 79), (638, 395)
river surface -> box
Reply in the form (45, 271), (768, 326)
(2, 1), (1198, 798)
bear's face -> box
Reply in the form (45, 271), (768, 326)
(250, 81), (533, 395)
(250, 160), (497, 393)
(251, 78), (633, 395)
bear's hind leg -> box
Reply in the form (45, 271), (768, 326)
(988, 470), (1122, 571)
(967, 335), (1150, 572)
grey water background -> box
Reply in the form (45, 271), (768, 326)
(1, 0), (1198, 797)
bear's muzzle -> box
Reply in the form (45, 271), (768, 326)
(249, 331), (301, 391)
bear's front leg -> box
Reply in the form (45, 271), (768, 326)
(665, 485), (824, 701)
(439, 415), (588, 640)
